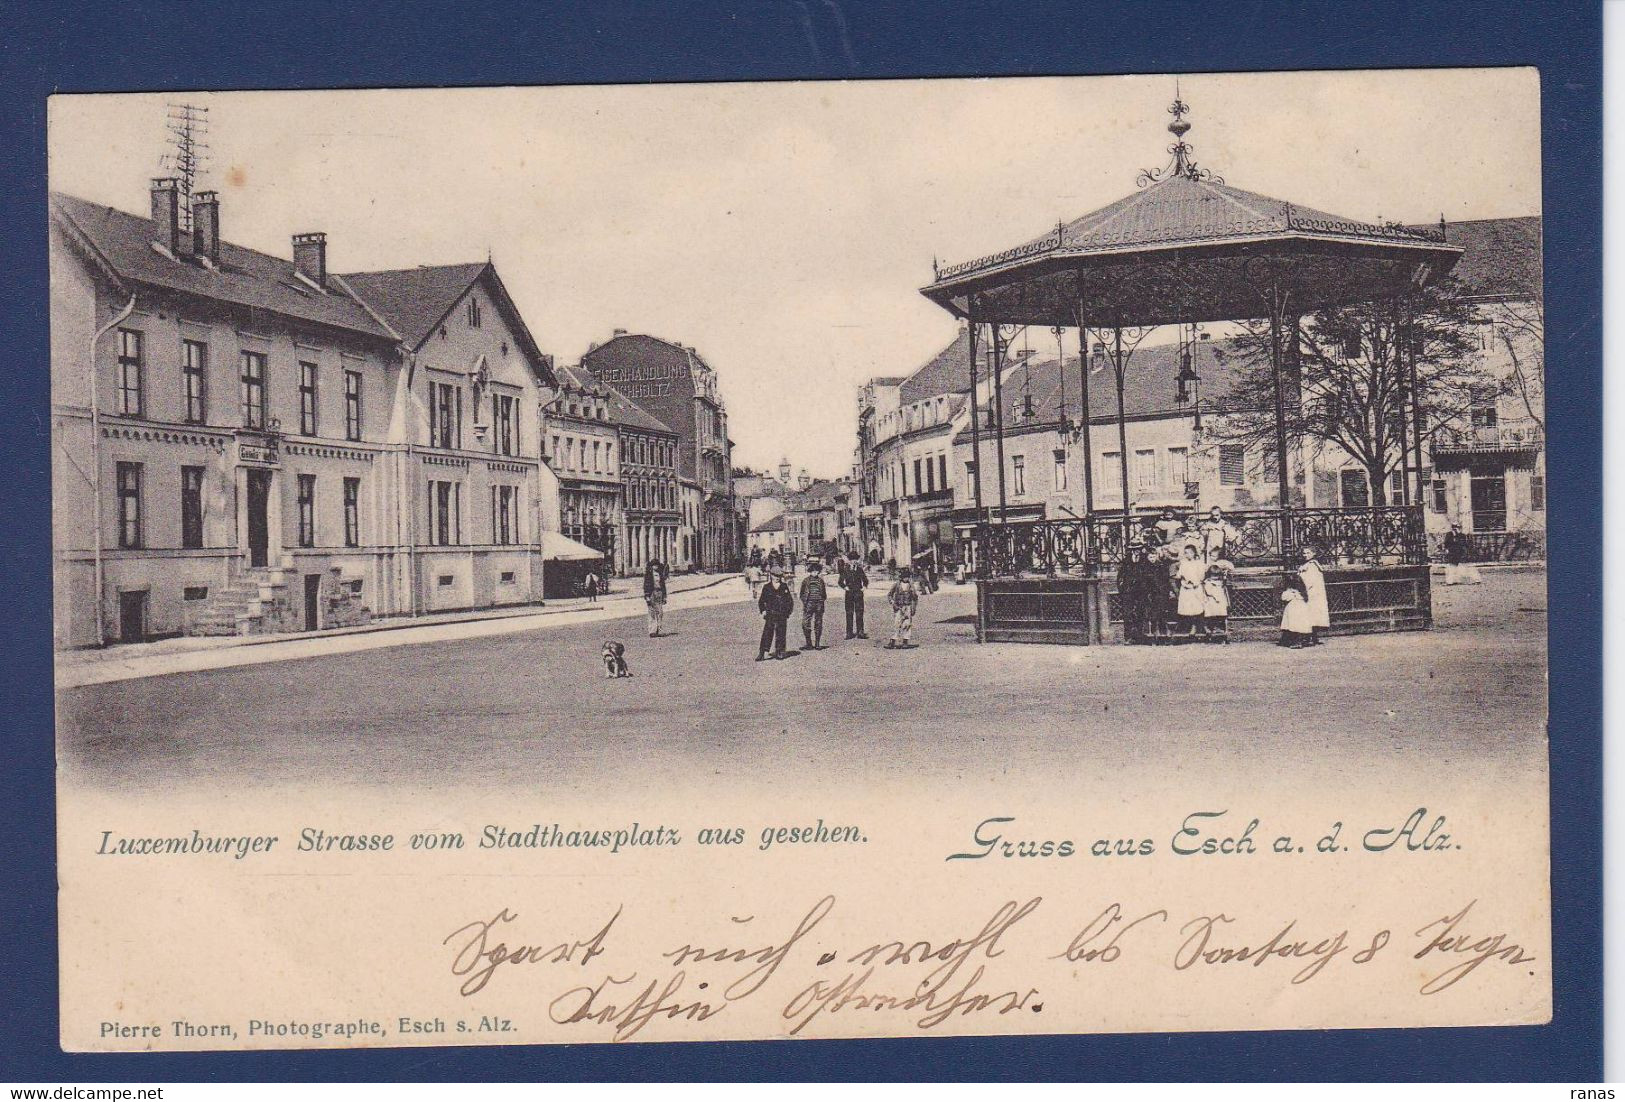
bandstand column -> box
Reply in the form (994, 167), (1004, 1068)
(1112, 326), (1130, 527)
(1266, 285), (1295, 564)
(989, 323), (1010, 525)
(1406, 294), (1427, 508)
(966, 304), (985, 527)
(1074, 305), (1095, 518)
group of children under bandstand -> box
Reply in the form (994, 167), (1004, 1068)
(1116, 506), (1330, 647)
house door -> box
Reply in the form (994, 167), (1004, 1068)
(246, 470), (271, 568)
(118, 590), (147, 644)
(1470, 472), (1507, 532)
(303, 573), (322, 631)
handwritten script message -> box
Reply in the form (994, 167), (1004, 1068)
(436, 895), (1534, 1042)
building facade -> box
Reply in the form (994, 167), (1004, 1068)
(50, 181), (556, 647)
(582, 332), (736, 570)
(865, 332), (971, 569)
(603, 384), (681, 575)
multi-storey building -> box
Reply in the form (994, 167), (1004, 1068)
(543, 363), (623, 572)
(50, 180), (556, 647)
(1418, 217), (1544, 557)
(782, 479), (850, 560)
(583, 332), (735, 570)
(854, 378), (904, 562)
(603, 383), (681, 575)
(731, 463), (789, 562)
(865, 331), (971, 569)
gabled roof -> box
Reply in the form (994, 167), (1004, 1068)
(50, 192), (395, 342)
(951, 338), (1248, 445)
(750, 514), (786, 534)
(785, 479), (846, 511)
(340, 261), (555, 386)
(339, 263), (487, 347)
(565, 361), (676, 436)
(552, 361), (609, 396)
(900, 329), (980, 403)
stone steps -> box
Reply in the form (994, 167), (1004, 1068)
(183, 558), (294, 638)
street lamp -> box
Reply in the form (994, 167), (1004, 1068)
(1174, 324), (1203, 430)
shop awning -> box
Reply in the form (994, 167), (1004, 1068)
(540, 531), (605, 561)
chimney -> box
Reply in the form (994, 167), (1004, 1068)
(191, 191), (220, 265)
(292, 232), (327, 287)
(612, 328), (628, 339)
(150, 178), (180, 255)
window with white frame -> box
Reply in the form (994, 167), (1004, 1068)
(116, 329), (144, 416)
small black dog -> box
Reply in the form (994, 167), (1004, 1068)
(601, 640), (632, 678)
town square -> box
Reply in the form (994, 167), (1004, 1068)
(48, 74), (1545, 785)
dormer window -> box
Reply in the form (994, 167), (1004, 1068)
(467, 298), (482, 328)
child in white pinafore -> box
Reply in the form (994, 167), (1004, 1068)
(1174, 544), (1208, 640)
(1297, 546), (1330, 645)
(1279, 575), (1313, 648)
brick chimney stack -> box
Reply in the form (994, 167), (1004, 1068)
(191, 191), (220, 264)
(150, 178), (180, 255)
(292, 232), (327, 287)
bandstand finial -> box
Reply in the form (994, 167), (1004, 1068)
(1137, 81), (1222, 188)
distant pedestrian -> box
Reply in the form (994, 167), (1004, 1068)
(756, 567), (794, 661)
(841, 551), (869, 639)
(885, 568), (919, 649)
(584, 570), (600, 604)
(745, 561), (763, 601)
(643, 559), (668, 638)
(1297, 545), (1329, 645)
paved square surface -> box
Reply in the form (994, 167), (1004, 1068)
(58, 571), (1548, 796)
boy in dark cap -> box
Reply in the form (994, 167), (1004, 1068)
(799, 557), (829, 650)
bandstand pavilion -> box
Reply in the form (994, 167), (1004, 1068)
(919, 91), (1463, 644)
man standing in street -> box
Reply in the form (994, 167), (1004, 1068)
(799, 557), (829, 650)
(840, 550), (868, 639)
(757, 566), (795, 661)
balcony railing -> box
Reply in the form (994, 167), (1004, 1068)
(969, 505), (1429, 578)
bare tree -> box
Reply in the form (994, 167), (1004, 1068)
(1494, 291), (1545, 434)
(1206, 278), (1496, 505)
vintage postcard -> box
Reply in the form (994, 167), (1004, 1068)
(49, 68), (1549, 1051)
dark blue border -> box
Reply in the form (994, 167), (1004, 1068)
(0, 0), (1600, 1082)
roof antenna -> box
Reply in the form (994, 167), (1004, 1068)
(160, 103), (210, 231)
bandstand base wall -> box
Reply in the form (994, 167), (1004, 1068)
(975, 564), (1432, 645)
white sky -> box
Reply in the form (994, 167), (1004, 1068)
(48, 69), (1540, 478)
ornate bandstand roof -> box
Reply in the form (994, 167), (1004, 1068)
(921, 91), (1464, 328)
